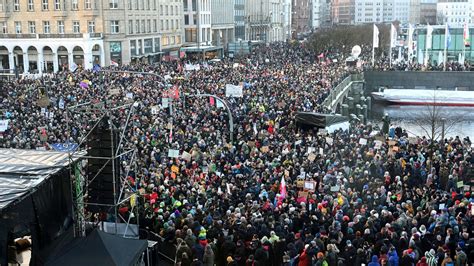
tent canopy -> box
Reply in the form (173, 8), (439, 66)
(46, 230), (147, 266)
(295, 112), (349, 128)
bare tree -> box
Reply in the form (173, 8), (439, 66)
(407, 90), (469, 143)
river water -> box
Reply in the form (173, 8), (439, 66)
(370, 103), (474, 139)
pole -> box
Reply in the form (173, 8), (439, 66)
(197, 0), (201, 61)
(372, 45), (375, 67)
(444, 24), (448, 71)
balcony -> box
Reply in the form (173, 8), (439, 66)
(0, 33), (37, 39)
(0, 33), (103, 39)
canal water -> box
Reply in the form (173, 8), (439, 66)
(370, 103), (474, 139)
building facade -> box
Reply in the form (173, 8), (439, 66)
(436, 0), (473, 26)
(354, 0), (412, 24)
(183, 0), (212, 45)
(420, 0), (437, 25)
(332, 0), (355, 25)
(292, 0), (310, 34)
(211, 0), (234, 48)
(0, 0), (184, 73)
(235, 0), (246, 40)
(245, 0), (284, 42)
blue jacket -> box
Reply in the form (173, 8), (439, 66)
(368, 255), (381, 266)
(388, 251), (399, 266)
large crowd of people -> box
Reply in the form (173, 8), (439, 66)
(0, 42), (473, 266)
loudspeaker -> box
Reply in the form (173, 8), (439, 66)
(86, 117), (120, 213)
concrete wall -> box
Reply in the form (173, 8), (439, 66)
(364, 71), (474, 92)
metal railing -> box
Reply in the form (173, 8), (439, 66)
(0, 33), (102, 39)
(322, 73), (364, 111)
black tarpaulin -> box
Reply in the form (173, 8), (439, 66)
(295, 112), (348, 127)
(46, 229), (147, 266)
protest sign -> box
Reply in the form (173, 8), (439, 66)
(168, 149), (180, 158)
(304, 181), (316, 192)
(359, 138), (367, 145)
(225, 84), (243, 97)
(151, 106), (160, 115)
(0, 120), (9, 132)
(181, 151), (192, 161)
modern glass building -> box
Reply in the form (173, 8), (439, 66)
(416, 25), (474, 64)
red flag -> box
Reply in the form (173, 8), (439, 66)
(209, 97), (215, 106)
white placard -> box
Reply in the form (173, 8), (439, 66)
(295, 140), (302, 146)
(0, 120), (9, 132)
(181, 151), (192, 161)
(168, 149), (180, 158)
(359, 138), (367, 145)
(162, 98), (169, 108)
(185, 63), (201, 71)
(325, 137), (333, 145)
(151, 106), (160, 115)
(126, 92), (133, 99)
(374, 140), (382, 149)
(216, 99), (224, 108)
(225, 84), (243, 98)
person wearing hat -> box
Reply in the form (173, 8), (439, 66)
(313, 252), (327, 266)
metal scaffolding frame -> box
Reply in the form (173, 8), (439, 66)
(65, 98), (140, 238)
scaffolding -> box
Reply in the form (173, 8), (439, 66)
(65, 98), (139, 238)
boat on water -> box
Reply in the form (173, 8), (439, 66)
(371, 89), (474, 107)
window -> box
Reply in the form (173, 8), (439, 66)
(15, 21), (22, 34)
(42, 0), (48, 10)
(128, 0), (132, 9)
(73, 21), (80, 33)
(54, 0), (60, 10)
(141, 20), (145, 33)
(135, 19), (139, 33)
(0, 22), (6, 33)
(58, 20), (64, 34)
(14, 0), (20, 11)
(153, 19), (157, 32)
(43, 21), (50, 33)
(72, 0), (78, 10)
(147, 19), (151, 33)
(88, 21), (95, 33)
(85, 0), (91, 9)
(128, 20), (133, 34)
(28, 21), (36, 34)
(184, 15), (189, 25)
(110, 20), (119, 33)
(28, 0), (34, 11)
(110, 0), (118, 9)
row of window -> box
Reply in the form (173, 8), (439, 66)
(2, 20), (87, 34)
(9, 0), (95, 11)
(128, 18), (180, 34)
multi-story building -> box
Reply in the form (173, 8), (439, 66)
(211, 0), (234, 48)
(245, 0), (284, 42)
(436, 0), (473, 26)
(420, 0), (437, 24)
(354, 0), (413, 24)
(332, 0), (355, 25)
(235, 0), (246, 40)
(0, 0), (184, 73)
(183, 0), (212, 45)
(292, 0), (310, 34)
(409, 0), (421, 24)
(310, 0), (331, 29)
(158, 0), (185, 59)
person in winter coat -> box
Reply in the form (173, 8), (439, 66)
(202, 245), (215, 266)
(368, 255), (381, 266)
(425, 250), (438, 266)
(454, 247), (467, 266)
(297, 244), (311, 266)
(400, 250), (415, 266)
(388, 249), (400, 266)
(416, 257), (428, 266)
(440, 252), (454, 266)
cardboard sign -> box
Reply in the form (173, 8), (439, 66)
(408, 137), (418, 144)
(304, 181), (316, 191)
(161, 98), (169, 108)
(359, 138), (367, 145)
(297, 180), (305, 188)
(374, 140), (382, 149)
(168, 149), (180, 158)
(108, 88), (121, 95)
(457, 181), (464, 188)
(330, 185), (340, 192)
(260, 146), (270, 153)
(308, 153), (316, 162)
(181, 151), (192, 161)
(298, 191), (309, 198)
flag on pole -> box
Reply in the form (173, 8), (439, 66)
(445, 24), (451, 49)
(110, 60), (119, 67)
(464, 22), (470, 47)
(373, 24), (379, 48)
(408, 24), (414, 57)
(390, 24), (398, 47)
(426, 24), (433, 49)
(279, 176), (287, 199)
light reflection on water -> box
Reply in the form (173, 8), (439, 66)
(370, 103), (474, 139)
